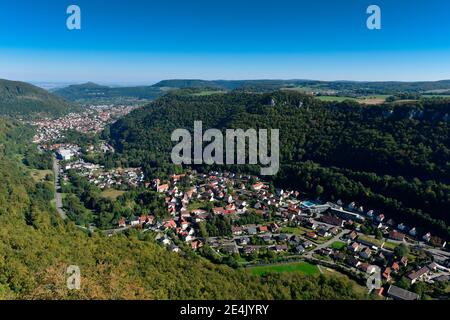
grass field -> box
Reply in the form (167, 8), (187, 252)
(315, 95), (389, 105)
(330, 241), (347, 250)
(315, 96), (356, 102)
(280, 226), (314, 236)
(249, 262), (320, 276)
(30, 169), (53, 182)
(101, 189), (126, 200)
(191, 90), (226, 96)
(357, 234), (398, 251)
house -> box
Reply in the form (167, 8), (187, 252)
(387, 285), (419, 300)
(333, 252), (346, 262)
(238, 237), (250, 245)
(430, 236), (447, 248)
(376, 214), (385, 222)
(288, 235), (302, 245)
(389, 230), (406, 241)
(345, 256), (360, 268)
(397, 223), (407, 231)
(277, 234), (290, 242)
(294, 245), (305, 254)
(348, 242), (360, 252)
(329, 227), (339, 235)
(305, 220), (318, 230)
(252, 182), (265, 191)
(408, 266), (431, 284)
(302, 241), (314, 249)
(157, 184), (169, 193)
(386, 218), (396, 227)
(422, 232), (432, 242)
(400, 256), (408, 267)
(191, 240), (203, 250)
(258, 226), (269, 233)
(317, 227), (331, 238)
(320, 248), (333, 256)
(345, 231), (358, 241)
(118, 218), (126, 228)
(321, 215), (344, 227)
(213, 207), (226, 215)
(163, 219), (177, 230)
(220, 243), (239, 254)
(159, 236), (171, 246)
(382, 267), (392, 282)
(243, 246), (259, 255)
(273, 244), (288, 252)
(306, 232), (318, 239)
(391, 262), (400, 272)
(409, 227), (417, 237)
(232, 226), (244, 236)
(358, 262), (370, 272)
(360, 247), (372, 259)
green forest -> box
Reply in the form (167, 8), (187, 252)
(108, 91), (450, 239)
(0, 79), (77, 118)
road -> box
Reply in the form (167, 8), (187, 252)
(304, 230), (347, 258)
(52, 156), (67, 220)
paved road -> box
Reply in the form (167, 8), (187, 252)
(305, 230), (347, 258)
(52, 156), (67, 220)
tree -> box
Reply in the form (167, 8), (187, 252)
(394, 244), (410, 258)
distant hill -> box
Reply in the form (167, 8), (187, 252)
(0, 79), (75, 118)
(153, 79), (450, 94)
(54, 79), (450, 104)
(53, 82), (166, 104)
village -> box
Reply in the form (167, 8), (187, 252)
(109, 170), (450, 300)
(30, 104), (137, 144)
(29, 108), (450, 301)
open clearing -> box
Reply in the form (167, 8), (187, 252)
(315, 95), (389, 104)
(330, 241), (347, 250)
(101, 189), (126, 200)
(30, 169), (53, 182)
(248, 261), (320, 276)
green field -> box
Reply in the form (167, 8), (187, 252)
(330, 241), (347, 250)
(30, 169), (53, 182)
(101, 189), (126, 200)
(280, 226), (313, 236)
(315, 95), (389, 104)
(315, 96), (357, 102)
(357, 234), (398, 251)
(248, 262), (320, 276)
(191, 90), (226, 96)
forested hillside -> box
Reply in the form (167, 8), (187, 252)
(108, 91), (450, 239)
(0, 118), (364, 300)
(0, 79), (75, 118)
(53, 82), (165, 104)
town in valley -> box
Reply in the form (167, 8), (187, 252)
(30, 106), (450, 301)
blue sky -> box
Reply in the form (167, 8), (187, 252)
(1, 0), (450, 83)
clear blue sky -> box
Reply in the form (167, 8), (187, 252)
(1, 0), (450, 83)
